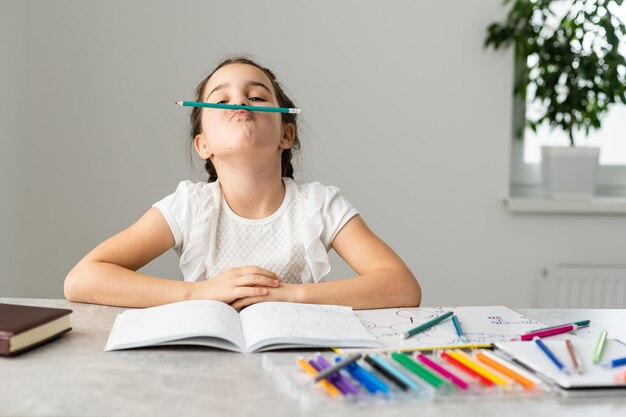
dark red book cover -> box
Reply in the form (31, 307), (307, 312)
(0, 303), (72, 356)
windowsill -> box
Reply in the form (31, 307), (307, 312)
(505, 185), (626, 214)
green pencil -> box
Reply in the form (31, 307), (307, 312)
(592, 330), (608, 364)
(176, 101), (301, 114)
(402, 311), (454, 340)
(390, 352), (448, 388)
(530, 319), (591, 332)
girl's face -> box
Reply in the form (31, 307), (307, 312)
(194, 64), (294, 173)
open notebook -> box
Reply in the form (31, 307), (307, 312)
(496, 338), (626, 392)
(105, 300), (381, 353)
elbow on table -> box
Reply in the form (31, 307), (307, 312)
(64, 266), (89, 303)
(397, 271), (422, 308)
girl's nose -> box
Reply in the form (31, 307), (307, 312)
(231, 95), (249, 106)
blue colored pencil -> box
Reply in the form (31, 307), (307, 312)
(451, 315), (468, 343)
(600, 356), (626, 368)
(534, 337), (569, 374)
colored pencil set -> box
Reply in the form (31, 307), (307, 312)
(296, 348), (546, 402)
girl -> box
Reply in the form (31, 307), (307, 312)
(64, 56), (421, 310)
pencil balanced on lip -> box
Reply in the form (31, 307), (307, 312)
(176, 100), (301, 114)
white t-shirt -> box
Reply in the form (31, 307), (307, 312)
(153, 178), (358, 284)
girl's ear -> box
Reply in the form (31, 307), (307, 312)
(279, 124), (296, 150)
(194, 134), (213, 159)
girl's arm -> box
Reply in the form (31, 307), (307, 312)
(64, 208), (280, 307)
(230, 215), (421, 310)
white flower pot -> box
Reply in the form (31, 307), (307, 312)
(541, 146), (600, 199)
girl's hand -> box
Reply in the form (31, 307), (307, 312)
(190, 266), (281, 304)
(229, 283), (303, 310)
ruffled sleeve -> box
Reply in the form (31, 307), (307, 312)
(152, 180), (220, 282)
(301, 182), (359, 283)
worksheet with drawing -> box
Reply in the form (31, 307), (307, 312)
(353, 306), (546, 349)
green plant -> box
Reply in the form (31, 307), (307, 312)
(485, 0), (626, 145)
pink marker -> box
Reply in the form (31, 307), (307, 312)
(416, 353), (469, 390)
(517, 324), (583, 341)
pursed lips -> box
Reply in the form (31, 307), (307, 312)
(230, 109), (253, 120)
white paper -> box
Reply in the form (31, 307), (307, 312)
(353, 306), (546, 349)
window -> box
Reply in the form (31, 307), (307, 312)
(511, 2), (626, 197)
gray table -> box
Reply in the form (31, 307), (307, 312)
(2, 298), (625, 417)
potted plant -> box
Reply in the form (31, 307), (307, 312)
(485, 0), (626, 198)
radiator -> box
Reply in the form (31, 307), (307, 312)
(541, 264), (626, 308)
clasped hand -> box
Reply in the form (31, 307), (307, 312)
(191, 266), (298, 310)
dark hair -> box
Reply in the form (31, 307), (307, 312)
(188, 56), (300, 183)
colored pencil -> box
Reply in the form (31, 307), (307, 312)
(475, 352), (536, 389)
(297, 358), (341, 397)
(534, 337), (568, 374)
(593, 330), (608, 365)
(391, 352), (448, 388)
(364, 355), (410, 391)
(345, 359), (389, 393)
(309, 359), (349, 395)
(600, 356), (626, 368)
(446, 351), (509, 385)
(313, 353), (362, 382)
(416, 353), (469, 390)
(317, 356), (359, 395)
(451, 315), (468, 343)
(370, 354), (421, 391)
(331, 343), (493, 355)
(402, 311), (454, 339)
(530, 320), (590, 332)
(516, 323), (585, 341)
(565, 339), (584, 374)
(176, 100), (301, 114)
(440, 351), (495, 387)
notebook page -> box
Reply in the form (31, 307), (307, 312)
(239, 302), (380, 352)
(105, 300), (244, 351)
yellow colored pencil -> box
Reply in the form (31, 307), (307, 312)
(447, 351), (508, 386)
(297, 358), (341, 397)
(331, 343), (493, 355)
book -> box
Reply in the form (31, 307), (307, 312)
(0, 303), (72, 357)
(496, 338), (626, 392)
(104, 300), (381, 353)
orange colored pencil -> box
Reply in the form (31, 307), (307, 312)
(475, 352), (535, 389)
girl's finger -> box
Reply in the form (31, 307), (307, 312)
(235, 275), (280, 288)
(234, 286), (269, 298)
(232, 266), (280, 280)
(231, 295), (264, 310)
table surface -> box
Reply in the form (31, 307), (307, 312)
(2, 298), (626, 417)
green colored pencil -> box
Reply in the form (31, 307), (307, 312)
(390, 352), (448, 388)
(176, 101), (301, 114)
(402, 311), (454, 340)
(530, 319), (591, 332)
(592, 330), (608, 364)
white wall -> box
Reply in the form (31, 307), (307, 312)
(2, 0), (625, 307)
(0, 0), (25, 295)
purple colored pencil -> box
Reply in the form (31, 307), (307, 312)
(308, 359), (349, 395)
(316, 355), (359, 395)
